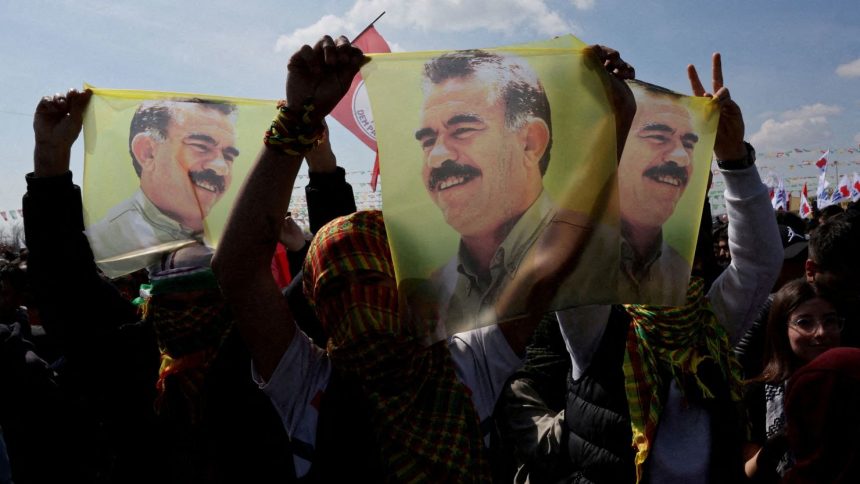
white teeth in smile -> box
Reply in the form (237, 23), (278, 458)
(194, 180), (219, 193)
(439, 175), (467, 191)
(656, 175), (682, 187)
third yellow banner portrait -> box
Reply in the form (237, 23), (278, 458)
(360, 36), (718, 336)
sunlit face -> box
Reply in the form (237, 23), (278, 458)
(415, 77), (536, 238)
(141, 103), (238, 230)
(787, 297), (841, 363)
(618, 96), (698, 230)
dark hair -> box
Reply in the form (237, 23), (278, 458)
(757, 278), (833, 383)
(128, 99), (237, 177)
(423, 50), (553, 175)
(628, 79), (685, 100)
(808, 216), (860, 275)
(819, 204), (844, 223)
(712, 222), (728, 241)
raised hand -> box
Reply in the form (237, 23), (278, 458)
(688, 53), (746, 161)
(285, 35), (366, 125)
(278, 213), (307, 252)
(589, 45), (635, 80)
(33, 88), (93, 177)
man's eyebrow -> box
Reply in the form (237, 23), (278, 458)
(445, 113), (484, 126)
(414, 113), (485, 140)
(185, 133), (217, 145)
(224, 146), (240, 158)
(639, 122), (674, 133)
(415, 127), (435, 141)
(682, 132), (700, 144)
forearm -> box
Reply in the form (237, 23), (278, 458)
(709, 165), (782, 341)
(212, 144), (303, 379)
(23, 172), (136, 347)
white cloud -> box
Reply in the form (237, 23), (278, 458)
(836, 58), (860, 78)
(275, 15), (358, 53)
(571, 0), (596, 10)
(750, 103), (843, 150)
(779, 103), (842, 120)
(275, 0), (575, 52)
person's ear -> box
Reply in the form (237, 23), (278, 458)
(805, 259), (817, 283)
(131, 133), (159, 172)
(521, 118), (550, 167)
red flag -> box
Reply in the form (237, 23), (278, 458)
(815, 150), (829, 171)
(799, 182), (812, 219)
(270, 243), (292, 289)
(370, 152), (381, 192)
(328, 25), (391, 191)
(838, 175), (851, 198)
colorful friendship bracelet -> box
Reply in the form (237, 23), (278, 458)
(263, 99), (326, 156)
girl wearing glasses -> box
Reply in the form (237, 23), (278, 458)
(743, 278), (844, 481)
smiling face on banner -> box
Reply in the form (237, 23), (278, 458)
(415, 50), (550, 242)
(416, 75), (546, 238)
(618, 90), (699, 231)
(131, 101), (239, 231)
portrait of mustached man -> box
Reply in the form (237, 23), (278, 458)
(617, 81), (700, 303)
(87, 99), (239, 278)
(414, 49), (615, 329)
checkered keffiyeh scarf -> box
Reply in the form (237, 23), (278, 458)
(139, 267), (232, 423)
(622, 277), (745, 482)
(304, 211), (489, 483)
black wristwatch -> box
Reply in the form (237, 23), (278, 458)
(716, 141), (756, 170)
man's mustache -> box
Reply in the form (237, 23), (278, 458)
(427, 160), (481, 192)
(643, 161), (689, 187)
(189, 169), (226, 194)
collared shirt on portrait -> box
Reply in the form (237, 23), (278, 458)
(437, 191), (556, 329)
(86, 188), (203, 278)
(618, 233), (689, 305)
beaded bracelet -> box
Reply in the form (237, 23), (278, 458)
(264, 99), (326, 156)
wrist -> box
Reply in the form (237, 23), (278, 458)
(264, 100), (326, 156)
(716, 141), (755, 170)
(33, 145), (71, 178)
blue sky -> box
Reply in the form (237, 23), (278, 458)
(1, 0), (858, 215)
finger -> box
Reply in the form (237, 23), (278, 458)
(688, 64), (707, 97)
(712, 52), (724, 93)
(591, 45), (620, 63)
(334, 35), (353, 64)
(53, 95), (68, 114)
(321, 35), (336, 66)
(713, 86), (730, 103)
(615, 60), (635, 80)
(68, 89), (92, 123)
(36, 96), (57, 114)
(288, 44), (314, 71)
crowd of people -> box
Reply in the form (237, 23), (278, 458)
(1, 34), (859, 483)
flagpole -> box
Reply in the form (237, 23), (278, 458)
(352, 11), (386, 43)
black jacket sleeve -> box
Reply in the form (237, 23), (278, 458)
(22, 172), (148, 364)
(305, 166), (357, 234)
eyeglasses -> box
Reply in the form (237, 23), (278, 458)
(788, 315), (845, 335)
